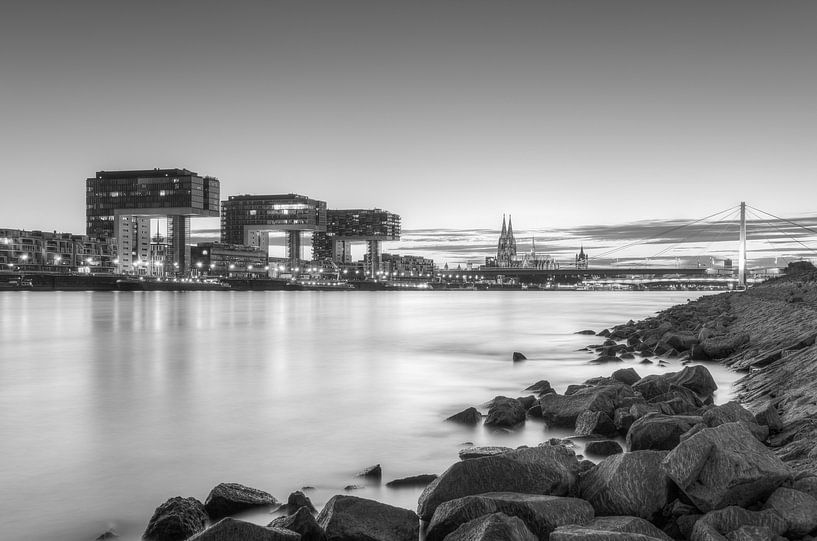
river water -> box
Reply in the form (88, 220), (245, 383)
(0, 290), (737, 541)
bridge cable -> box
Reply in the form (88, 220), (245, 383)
(647, 207), (741, 263)
(593, 204), (740, 261)
(745, 207), (817, 258)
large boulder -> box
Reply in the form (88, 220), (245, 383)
(578, 451), (671, 520)
(281, 490), (317, 514)
(143, 496), (208, 541)
(626, 414), (702, 452)
(316, 495), (418, 541)
(446, 407), (482, 425)
(631, 375), (671, 401)
(665, 365), (717, 401)
(425, 493), (593, 541)
(484, 397), (526, 428)
(417, 445), (581, 521)
(539, 384), (634, 428)
(204, 483), (279, 520)
(551, 516), (673, 541)
(690, 506), (787, 540)
(575, 411), (618, 438)
(661, 422), (791, 512)
(702, 401), (768, 441)
(524, 380), (555, 396)
(585, 440), (623, 457)
(762, 487), (817, 537)
(698, 333), (750, 359)
(270, 506), (326, 541)
(611, 368), (641, 386)
(442, 513), (537, 541)
(187, 518), (299, 541)
(661, 332), (698, 352)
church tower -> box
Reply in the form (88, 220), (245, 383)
(496, 214), (517, 267)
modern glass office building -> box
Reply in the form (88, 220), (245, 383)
(220, 194), (327, 271)
(85, 168), (220, 274)
(312, 209), (401, 273)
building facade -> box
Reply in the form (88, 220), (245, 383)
(0, 228), (115, 272)
(86, 168), (220, 274)
(312, 208), (401, 275)
(379, 253), (435, 280)
(221, 194), (326, 272)
(190, 242), (269, 279)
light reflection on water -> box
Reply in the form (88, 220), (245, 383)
(0, 290), (736, 541)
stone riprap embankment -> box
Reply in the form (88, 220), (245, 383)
(138, 267), (817, 540)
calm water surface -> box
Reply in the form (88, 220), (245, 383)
(0, 290), (737, 541)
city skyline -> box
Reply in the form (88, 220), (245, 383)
(1, 0), (816, 241)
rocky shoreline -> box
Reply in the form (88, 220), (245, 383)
(133, 265), (817, 541)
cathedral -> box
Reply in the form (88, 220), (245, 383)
(496, 214), (517, 267)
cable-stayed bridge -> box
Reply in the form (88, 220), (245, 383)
(443, 202), (817, 289)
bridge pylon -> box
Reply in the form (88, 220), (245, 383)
(738, 201), (747, 287)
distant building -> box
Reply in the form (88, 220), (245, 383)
(220, 194), (326, 272)
(378, 253), (434, 280)
(0, 228), (115, 272)
(312, 208), (401, 276)
(496, 214), (517, 267)
(575, 246), (588, 269)
(190, 242), (268, 279)
(85, 168), (220, 274)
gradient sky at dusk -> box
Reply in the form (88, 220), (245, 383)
(1, 1), (816, 263)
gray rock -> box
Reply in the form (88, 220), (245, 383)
(763, 487), (817, 537)
(425, 492), (593, 541)
(204, 483), (279, 520)
(691, 506), (787, 540)
(792, 476), (817, 500)
(611, 368), (640, 385)
(724, 525), (785, 541)
(458, 446), (512, 460)
(632, 375), (671, 400)
(613, 408), (637, 434)
(564, 384), (590, 396)
(188, 518), (299, 541)
(484, 396), (526, 428)
(524, 380), (555, 396)
(575, 411), (618, 438)
(665, 365), (717, 401)
(446, 407), (482, 425)
(281, 490), (316, 514)
(661, 332), (698, 352)
(143, 496), (208, 541)
(417, 445), (581, 521)
(442, 512), (537, 541)
(357, 464), (382, 479)
(661, 422), (791, 512)
(513, 351), (527, 362)
(626, 414), (703, 452)
(551, 516), (673, 541)
(269, 507), (326, 541)
(584, 440), (623, 457)
(702, 401), (767, 441)
(699, 333), (750, 359)
(578, 450), (671, 520)
(386, 474), (438, 488)
(754, 403), (784, 433)
(317, 495), (418, 541)
(576, 330), (597, 335)
(540, 384), (634, 428)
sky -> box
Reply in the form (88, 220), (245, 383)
(1, 1), (816, 264)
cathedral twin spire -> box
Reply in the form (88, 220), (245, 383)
(496, 214), (517, 267)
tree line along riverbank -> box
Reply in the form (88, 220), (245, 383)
(130, 264), (817, 541)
